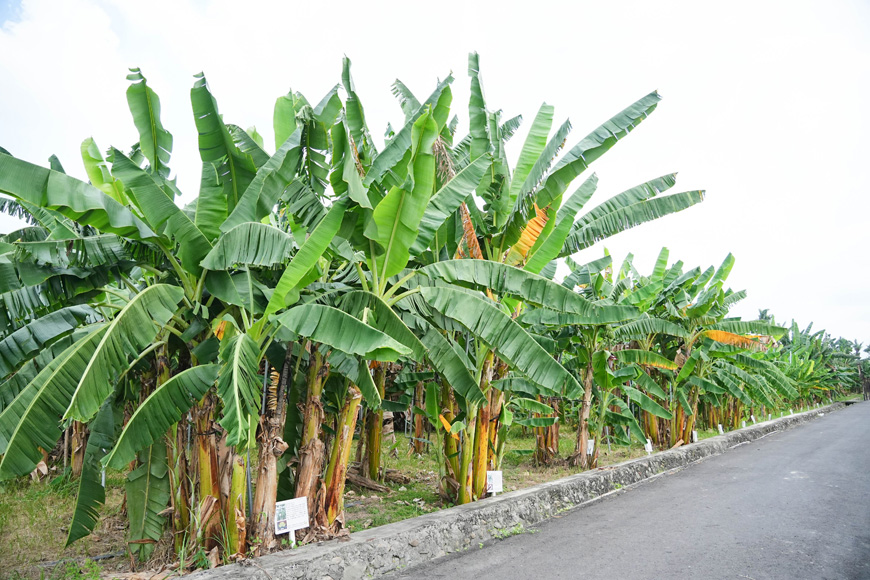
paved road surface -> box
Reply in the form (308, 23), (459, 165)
(386, 403), (870, 580)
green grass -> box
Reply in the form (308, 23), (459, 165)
(0, 469), (127, 579)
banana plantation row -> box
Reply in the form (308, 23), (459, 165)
(0, 55), (863, 569)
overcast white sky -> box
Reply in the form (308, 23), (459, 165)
(1, 0), (868, 344)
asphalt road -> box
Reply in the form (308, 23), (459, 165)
(386, 403), (870, 580)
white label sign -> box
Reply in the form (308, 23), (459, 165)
(587, 438), (595, 455)
(275, 497), (309, 536)
(741, 420), (746, 429)
(751, 415), (756, 424)
(486, 471), (503, 494)
(644, 439), (653, 454)
(790, 409), (794, 415)
(718, 424), (724, 435)
(768, 414), (772, 421)
(692, 430), (698, 443)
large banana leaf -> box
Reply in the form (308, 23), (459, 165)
(201, 222), (295, 270)
(520, 307), (636, 327)
(707, 320), (787, 339)
(65, 285), (185, 422)
(615, 349), (678, 370)
(534, 91), (662, 214)
(409, 156), (490, 256)
(220, 129), (304, 232)
(365, 109), (438, 280)
(623, 384), (671, 419)
(570, 173), (677, 233)
(254, 199), (345, 336)
(364, 76), (453, 187)
(0, 305), (94, 377)
(126, 443), (170, 561)
(80, 138), (127, 204)
(217, 333), (261, 448)
(0, 155), (156, 241)
(0, 326), (106, 478)
(507, 103), (555, 205)
(190, 73), (258, 213)
(125, 68), (172, 178)
(66, 401), (116, 546)
(195, 163), (227, 241)
(342, 57), (377, 168)
(274, 90), (309, 150)
(500, 117), (572, 249)
(109, 149), (213, 274)
(561, 191), (705, 255)
(614, 317), (691, 341)
(468, 52), (489, 162)
(420, 260), (634, 321)
(524, 174), (598, 274)
(0, 333), (80, 413)
(15, 234), (128, 268)
(418, 324), (486, 407)
(104, 365), (219, 469)
(420, 287), (582, 397)
(276, 304), (412, 362)
(337, 290), (426, 360)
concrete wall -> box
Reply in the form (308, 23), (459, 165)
(190, 403), (844, 580)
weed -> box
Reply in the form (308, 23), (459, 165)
(491, 523), (525, 540)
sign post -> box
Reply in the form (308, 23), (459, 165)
(274, 497), (310, 545)
(486, 471), (503, 496)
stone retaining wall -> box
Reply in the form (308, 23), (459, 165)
(191, 403), (845, 580)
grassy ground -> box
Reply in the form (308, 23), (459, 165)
(343, 425), (648, 533)
(1, 399), (851, 578)
(0, 468), (129, 579)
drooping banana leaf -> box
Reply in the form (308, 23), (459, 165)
(201, 222), (295, 270)
(65, 284), (185, 422)
(0, 326), (106, 478)
(104, 365), (219, 469)
(66, 401), (117, 546)
(0, 155), (156, 241)
(276, 304), (412, 362)
(126, 442), (170, 561)
(418, 323), (486, 407)
(80, 138), (127, 204)
(561, 190), (706, 256)
(421, 286), (581, 397)
(615, 349), (678, 371)
(0, 305), (95, 377)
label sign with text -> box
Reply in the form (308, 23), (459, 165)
(275, 497), (309, 535)
(486, 471), (503, 494)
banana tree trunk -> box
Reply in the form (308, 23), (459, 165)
(412, 378), (425, 454)
(323, 384), (363, 529)
(192, 393), (221, 550)
(226, 453), (247, 556)
(471, 351), (494, 499)
(457, 415), (476, 505)
(681, 386), (700, 444)
(570, 362), (594, 468)
(363, 363), (386, 481)
(70, 420), (87, 478)
(250, 346), (294, 555)
(295, 348), (328, 527)
(440, 379), (460, 502)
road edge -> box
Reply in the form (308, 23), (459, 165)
(190, 402), (848, 580)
